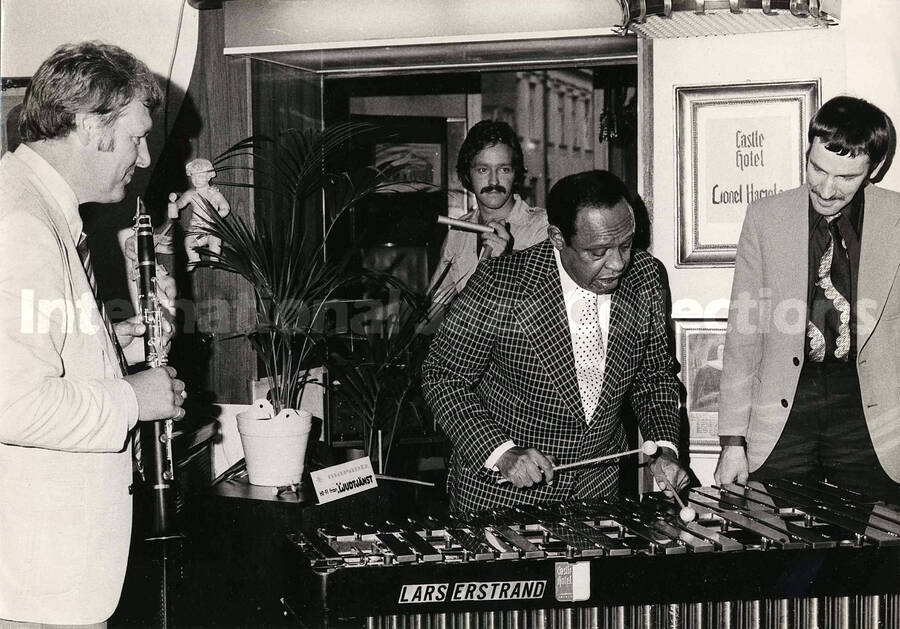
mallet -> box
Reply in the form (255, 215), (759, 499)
(659, 475), (696, 523)
(437, 215), (495, 234)
(498, 440), (659, 485)
(437, 215), (495, 259)
(553, 440), (659, 473)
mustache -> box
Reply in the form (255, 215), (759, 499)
(479, 185), (507, 194)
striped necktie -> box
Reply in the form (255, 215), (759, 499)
(76, 233), (143, 471)
(76, 233), (129, 375)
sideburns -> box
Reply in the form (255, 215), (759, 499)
(97, 128), (116, 152)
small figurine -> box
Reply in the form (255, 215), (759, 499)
(171, 158), (231, 270)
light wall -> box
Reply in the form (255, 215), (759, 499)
(644, 27), (847, 320)
(1, 0), (198, 135)
(639, 3), (900, 318)
(843, 0), (900, 192)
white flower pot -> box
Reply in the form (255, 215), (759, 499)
(236, 399), (313, 486)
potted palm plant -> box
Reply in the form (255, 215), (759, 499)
(191, 122), (395, 486)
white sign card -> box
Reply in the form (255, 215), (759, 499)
(310, 456), (378, 504)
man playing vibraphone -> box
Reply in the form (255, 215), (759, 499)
(423, 170), (688, 513)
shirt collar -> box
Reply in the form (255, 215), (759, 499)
(553, 246), (612, 346)
(808, 184), (865, 237)
(554, 246), (582, 297)
(507, 194), (530, 223)
(552, 246), (611, 303)
(473, 193), (529, 224)
(15, 144), (82, 242)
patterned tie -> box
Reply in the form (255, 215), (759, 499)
(827, 218), (852, 359)
(808, 218), (852, 361)
(572, 288), (605, 422)
(77, 234), (142, 469)
(76, 233), (129, 374)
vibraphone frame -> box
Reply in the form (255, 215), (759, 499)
(283, 481), (900, 628)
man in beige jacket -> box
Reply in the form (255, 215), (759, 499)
(715, 96), (900, 503)
(432, 120), (548, 299)
(0, 42), (186, 626)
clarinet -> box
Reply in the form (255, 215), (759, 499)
(135, 198), (178, 540)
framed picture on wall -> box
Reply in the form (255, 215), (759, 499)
(375, 142), (443, 192)
(675, 80), (819, 267)
(676, 319), (727, 450)
(347, 114), (450, 288)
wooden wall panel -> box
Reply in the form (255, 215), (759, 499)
(167, 7), (256, 403)
(251, 59), (322, 135)
(166, 11), (325, 404)
(249, 59), (325, 263)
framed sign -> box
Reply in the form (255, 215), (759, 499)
(676, 80), (819, 267)
(676, 319), (727, 450)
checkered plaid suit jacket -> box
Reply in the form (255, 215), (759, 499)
(422, 240), (680, 513)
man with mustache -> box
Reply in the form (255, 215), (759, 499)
(424, 170), (688, 512)
(0, 42), (185, 626)
(715, 96), (900, 503)
(433, 120), (548, 298)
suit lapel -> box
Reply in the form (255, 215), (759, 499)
(13, 154), (120, 369)
(515, 242), (585, 423)
(858, 185), (900, 351)
(593, 270), (641, 420)
(772, 186), (809, 304)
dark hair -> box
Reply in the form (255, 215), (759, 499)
(456, 120), (526, 192)
(547, 170), (634, 242)
(19, 41), (163, 143)
(808, 96), (895, 182)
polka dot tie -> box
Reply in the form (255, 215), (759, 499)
(572, 288), (604, 422)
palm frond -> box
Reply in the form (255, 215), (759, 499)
(189, 121), (395, 413)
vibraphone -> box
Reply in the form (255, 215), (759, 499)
(283, 481), (900, 628)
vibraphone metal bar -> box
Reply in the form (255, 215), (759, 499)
(283, 481), (900, 628)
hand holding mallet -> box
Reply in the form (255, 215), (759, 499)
(497, 440), (660, 485)
(659, 474), (696, 522)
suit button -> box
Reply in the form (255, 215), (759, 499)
(793, 357), (800, 366)
(781, 399), (789, 408)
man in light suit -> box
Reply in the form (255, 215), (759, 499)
(715, 96), (900, 503)
(423, 170), (688, 513)
(0, 42), (186, 626)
